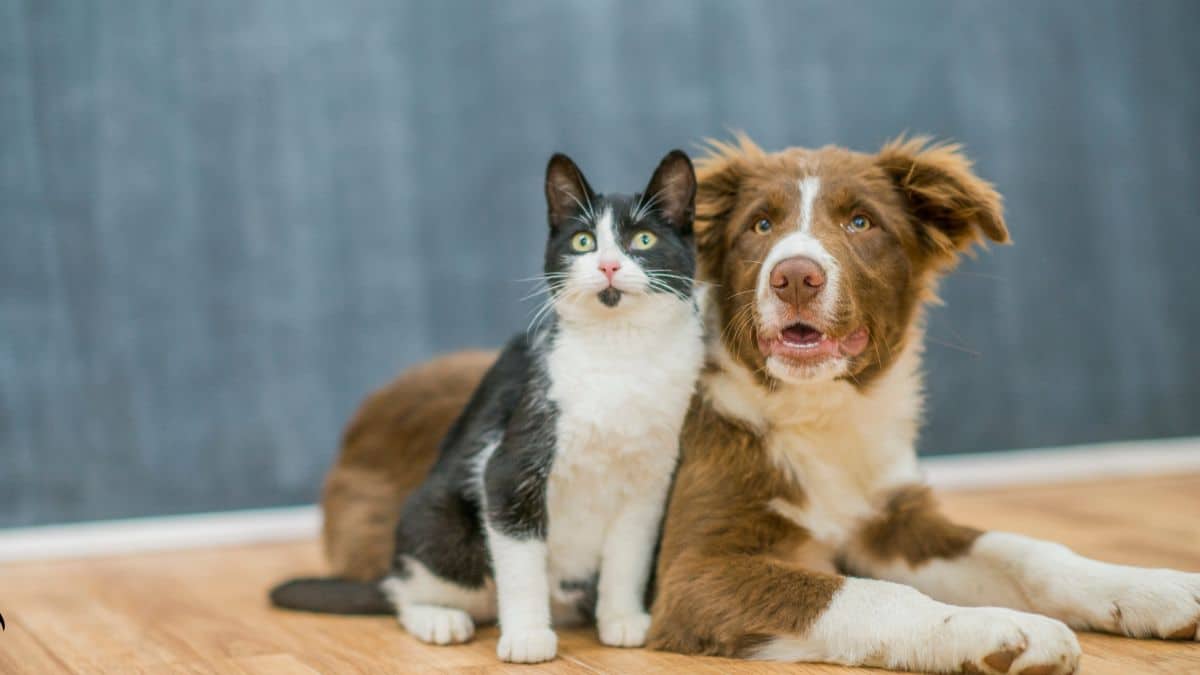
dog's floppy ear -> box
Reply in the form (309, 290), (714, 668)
(876, 137), (1009, 260)
(694, 134), (763, 267)
(641, 150), (696, 234)
(545, 153), (596, 230)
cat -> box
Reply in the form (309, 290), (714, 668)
(272, 150), (705, 664)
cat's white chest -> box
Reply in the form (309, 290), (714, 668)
(541, 305), (703, 593)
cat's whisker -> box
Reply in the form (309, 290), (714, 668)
(520, 283), (567, 302)
(558, 186), (598, 224)
(512, 274), (570, 285)
(632, 189), (665, 222)
(647, 279), (689, 303)
(645, 271), (696, 282)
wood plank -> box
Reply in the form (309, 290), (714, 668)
(1, 473), (1198, 673)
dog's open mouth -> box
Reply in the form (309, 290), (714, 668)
(759, 322), (870, 363)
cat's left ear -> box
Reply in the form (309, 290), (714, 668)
(641, 150), (696, 235)
(545, 153), (597, 231)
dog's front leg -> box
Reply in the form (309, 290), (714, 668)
(844, 484), (1200, 641)
(650, 552), (1080, 673)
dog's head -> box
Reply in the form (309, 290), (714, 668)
(697, 135), (1008, 386)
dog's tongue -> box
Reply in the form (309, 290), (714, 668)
(769, 324), (871, 358)
(781, 323), (822, 346)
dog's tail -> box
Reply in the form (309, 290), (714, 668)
(269, 577), (392, 615)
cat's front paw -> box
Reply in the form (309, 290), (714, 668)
(1089, 569), (1200, 640)
(400, 605), (475, 645)
(598, 612), (652, 647)
(496, 627), (558, 663)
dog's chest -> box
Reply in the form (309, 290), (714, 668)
(763, 412), (922, 552)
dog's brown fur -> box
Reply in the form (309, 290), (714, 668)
(321, 350), (495, 580)
(647, 397), (845, 656)
(696, 134), (1005, 387)
(307, 138), (1200, 673)
(857, 485), (981, 567)
(645, 135), (1005, 656)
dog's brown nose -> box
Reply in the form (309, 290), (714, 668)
(770, 256), (826, 307)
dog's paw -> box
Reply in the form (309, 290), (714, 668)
(598, 612), (651, 647)
(400, 605), (476, 645)
(497, 627), (558, 663)
(1092, 569), (1200, 640)
(943, 608), (1080, 674)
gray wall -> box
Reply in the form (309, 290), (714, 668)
(3, 1), (1198, 527)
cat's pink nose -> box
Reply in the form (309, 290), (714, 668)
(599, 260), (621, 283)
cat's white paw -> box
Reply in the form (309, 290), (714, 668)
(400, 605), (475, 645)
(598, 612), (651, 648)
(939, 607), (1079, 675)
(497, 627), (558, 663)
(1084, 569), (1200, 640)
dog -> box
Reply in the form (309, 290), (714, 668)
(316, 137), (1199, 673)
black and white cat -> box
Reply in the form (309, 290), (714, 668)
(346, 151), (702, 663)
(377, 151), (705, 662)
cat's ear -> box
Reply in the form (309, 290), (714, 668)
(641, 150), (696, 234)
(545, 153), (597, 230)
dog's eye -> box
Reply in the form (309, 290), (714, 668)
(753, 218), (772, 234)
(630, 230), (657, 250)
(846, 215), (873, 233)
(571, 232), (596, 252)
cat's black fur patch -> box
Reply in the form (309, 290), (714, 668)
(268, 150), (698, 618)
(392, 334), (537, 588)
(391, 151), (698, 604)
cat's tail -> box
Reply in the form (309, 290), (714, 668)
(269, 576), (392, 615)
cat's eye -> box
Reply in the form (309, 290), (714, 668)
(631, 230), (657, 250)
(753, 218), (772, 234)
(846, 214), (873, 233)
(571, 232), (596, 252)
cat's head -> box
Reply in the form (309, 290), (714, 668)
(542, 150), (698, 320)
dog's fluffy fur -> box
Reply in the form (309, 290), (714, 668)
(317, 138), (1200, 674)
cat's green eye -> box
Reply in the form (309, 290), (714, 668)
(631, 230), (657, 250)
(571, 232), (596, 252)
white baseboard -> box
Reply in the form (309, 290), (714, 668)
(922, 436), (1200, 490)
(1, 437), (1197, 564)
(0, 506), (320, 564)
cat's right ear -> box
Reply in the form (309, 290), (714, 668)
(642, 150), (696, 235)
(545, 153), (596, 230)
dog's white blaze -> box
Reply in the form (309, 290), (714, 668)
(755, 231), (840, 307)
(755, 179), (840, 327)
(798, 176), (820, 233)
(750, 577), (1081, 672)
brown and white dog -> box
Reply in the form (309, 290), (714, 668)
(318, 137), (1200, 673)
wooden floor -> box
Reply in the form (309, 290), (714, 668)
(2, 474), (1199, 674)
